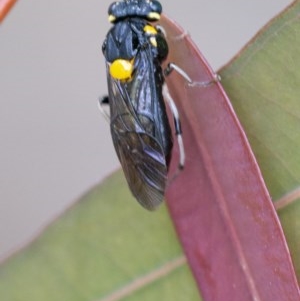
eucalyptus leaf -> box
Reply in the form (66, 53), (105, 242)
(0, 172), (200, 301)
(220, 1), (300, 280)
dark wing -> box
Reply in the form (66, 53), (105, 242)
(107, 47), (172, 210)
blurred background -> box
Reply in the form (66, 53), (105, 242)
(0, 0), (292, 260)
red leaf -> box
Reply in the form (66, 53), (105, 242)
(0, 0), (18, 23)
(161, 15), (300, 301)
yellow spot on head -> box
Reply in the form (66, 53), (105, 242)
(108, 15), (116, 23)
(110, 59), (133, 80)
(147, 12), (160, 20)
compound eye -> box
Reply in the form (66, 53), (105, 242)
(150, 1), (162, 14)
(109, 59), (134, 80)
(147, 0), (162, 20)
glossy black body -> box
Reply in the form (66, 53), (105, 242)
(102, 1), (172, 210)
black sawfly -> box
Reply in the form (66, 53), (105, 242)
(101, 0), (185, 210)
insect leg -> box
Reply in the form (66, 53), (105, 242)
(162, 84), (185, 170)
(165, 63), (220, 87)
(98, 96), (110, 122)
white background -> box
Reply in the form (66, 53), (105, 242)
(0, 0), (292, 260)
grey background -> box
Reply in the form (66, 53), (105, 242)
(0, 0), (292, 260)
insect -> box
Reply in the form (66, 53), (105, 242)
(101, 0), (185, 210)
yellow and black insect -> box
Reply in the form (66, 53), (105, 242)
(101, 0), (184, 210)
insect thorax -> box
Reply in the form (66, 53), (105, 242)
(102, 18), (168, 72)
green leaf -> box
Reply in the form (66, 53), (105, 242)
(0, 172), (200, 301)
(220, 1), (300, 279)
